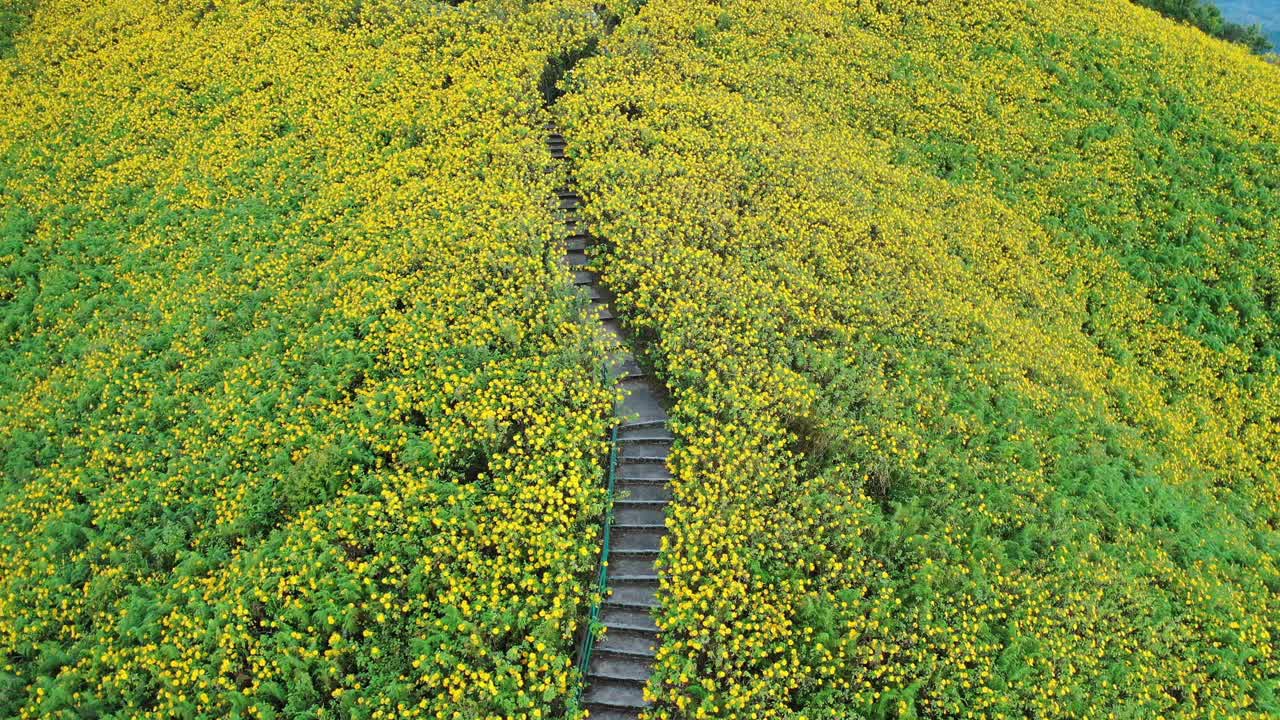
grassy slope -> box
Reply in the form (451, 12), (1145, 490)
(0, 1), (616, 718)
(560, 0), (1280, 717)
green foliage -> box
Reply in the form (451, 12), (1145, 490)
(1134, 0), (1273, 52)
(0, 0), (36, 58)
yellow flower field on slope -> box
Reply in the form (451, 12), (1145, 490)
(0, 1), (623, 718)
(2, 0), (1278, 717)
(559, 0), (1279, 716)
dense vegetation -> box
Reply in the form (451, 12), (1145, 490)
(0, 1), (619, 718)
(560, 0), (1280, 716)
(3, 0), (1279, 718)
(0, 0), (36, 59)
(1135, 0), (1273, 53)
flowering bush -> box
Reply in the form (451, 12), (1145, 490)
(0, 1), (620, 717)
(559, 0), (1280, 717)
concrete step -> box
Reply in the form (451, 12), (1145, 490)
(618, 445), (669, 463)
(614, 500), (666, 526)
(610, 356), (644, 380)
(615, 480), (672, 502)
(584, 676), (649, 711)
(596, 624), (659, 657)
(618, 419), (668, 432)
(601, 601), (659, 632)
(590, 647), (655, 681)
(618, 380), (666, 421)
(610, 524), (665, 552)
(616, 434), (670, 445)
(608, 548), (660, 576)
(616, 461), (672, 481)
(581, 705), (643, 720)
(619, 440), (670, 460)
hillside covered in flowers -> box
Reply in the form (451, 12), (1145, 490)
(561, 0), (1280, 716)
(0, 1), (622, 717)
(1, 0), (1278, 718)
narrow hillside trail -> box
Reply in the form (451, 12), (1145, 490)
(548, 127), (673, 719)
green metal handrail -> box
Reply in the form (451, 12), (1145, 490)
(574, 421), (618, 706)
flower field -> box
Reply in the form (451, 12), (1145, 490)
(3, 0), (1280, 717)
(559, 0), (1280, 717)
(0, 1), (623, 717)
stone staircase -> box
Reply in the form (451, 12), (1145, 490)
(549, 127), (673, 719)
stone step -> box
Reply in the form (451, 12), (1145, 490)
(616, 435), (670, 445)
(581, 705), (643, 720)
(586, 653), (650, 681)
(584, 676), (649, 711)
(586, 655), (650, 681)
(588, 650), (653, 683)
(614, 500), (666, 526)
(608, 548), (660, 576)
(615, 430), (671, 443)
(596, 623), (659, 657)
(615, 481), (672, 502)
(565, 250), (589, 267)
(615, 461), (672, 481)
(619, 440), (670, 457)
(618, 419), (668, 432)
(574, 269), (595, 285)
(610, 525), (665, 552)
(617, 380), (666, 421)
(618, 445), (669, 463)
(601, 601), (659, 632)
(610, 356), (644, 380)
